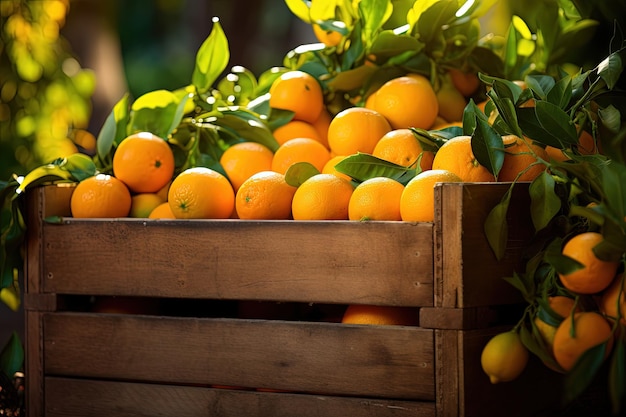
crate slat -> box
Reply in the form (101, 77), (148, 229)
(44, 313), (435, 400)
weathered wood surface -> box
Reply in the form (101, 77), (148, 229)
(44, 313), (435, 400)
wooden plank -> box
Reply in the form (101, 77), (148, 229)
(41, 219), (434, 306)
(43, 313), (435, 400)
(434, 329), (460, 417)
(45, 377), (436, 417)
(419, 307), (500, 330)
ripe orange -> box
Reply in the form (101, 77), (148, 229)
(70, 174), (132, 218)
(431, 135), (496, 182)
(311, 108), (332, 149)
(272, 120), (323, 146)
(112, 132), (175, 193)
(400, 169), (462, 222)
(348, 177), (404, 221)
(219, 142), (274, 192)
(367, 74), (438, 130)
(436, 79), (467, 123)
(327, 107), (391, 156)
(148, 202), (176, 219)
(558, 232), (620, 294)
(269, 70), (324, 123)
(553, 312), (613, 372)
(235, 171), (297, 220)
(271, 137), (331, 175)
(499, 135), (548, 182)
(372, 128), (435, 171)
(534, 296), (580, 350)
(448, 68), (480, 97)
(545, 129), (599, 162)
(291, 173), (354, 220)
(129, 193), (165, 218)
(168, 167), (235, 219)
(322, 155), (351, 181)
(341, 304), (418, 326)
(600, 273), (625, 325)
(313, 24), (342, 47)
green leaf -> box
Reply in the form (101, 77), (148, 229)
(525, 74), (555, 100)
(368, 31), (424, 62)
(129, 90), (183, 139)
(609, 331), (626, 416)
(517, 107), (567, 148)
(462, 99), (487, 136)
(484, 184), (513, 260)
(64, 153), (97, 182)
(490, 96), (524, 138)
(471, 117), (505, 178)
(0, 331), (23, 378)
(334, 153), (415, 184)
(529, 172), (561, 232)
(285, 162), (320, 187)
(563, 341), (610, 406)
(597, 50), (624, 90)
(535, 101), (578, 145)
(546, 75), (572, 110)
(216, 110), (279, 152)
(192, 17), (230, 94)
(358, 0), (393, 44)
(326, 64), (378, 92)
(97, 93), (129, 161)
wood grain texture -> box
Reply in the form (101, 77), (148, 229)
(45, 377), (437, 417)
(44, 313), (435, 401)
(41, 218), (434, 306)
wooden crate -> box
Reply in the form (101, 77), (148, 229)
(23, 183), (609, 417)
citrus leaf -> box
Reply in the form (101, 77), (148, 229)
(97, 93), (129, 160)
(358, 0), (393, 44)
(0, 331), (23, 379)
(546, 75), (572, 110)
(471, 117), (505, 178)
(529, 172), (561, 232)
(462, 99), (487, 136)
(517, 107), (566, 148)
(490, 96), (524, 138)
(525, 74), (555, 101)
(535, 101), (578, 145)
(502, 272), (533, 303)
(563, 341), (610, 406)
(484, 184), (513, 261)
(369, 31), (424, 62)
(334, 153), (415, 184)
(285, 162), (320, 187)
(64, 153), (97, 182)
(597, 50), (624, 90)
(192, 17), (230, 94)
(217, 110), (279, 152)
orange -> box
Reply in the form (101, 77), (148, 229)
(436, 79), (467, 123)
(271, 137), (331, 175)
(348, 177), (404, 221)
(372, 128), (434, 171)
(327, 107), (391, 156)
(112, 132), (175, 193)
(341, 304), (418, 326)
(499, 135), (548, 182)
(600, 273), (625, 325)
(545, 129), (599, 162)
(313, 24), (342, 47)
(400, 169), (462, 222)
(235, 171), (297, 220)
(148, 202), (176, 219)
(367, 74), (438, 130)
(448, 68), (480, 97)
(70, 174), (132, 218)
(272, 120), (322, 146)
(129, 193), (165, 218)
(431, 135), (496, 182)
(219, 142), (274, 191)
(291, 173), (354, 220)
(269, 70), (324, 123)
(553, 312), (613, 372)
(431, 120), (463, 130)
(168, 167), (235, 219)
(534, 296), (580, 350)
(156, 180), (171, 201)
(311, 108), (332, 149)
(558, 232), (620, 294)
(322, 155), (351, 181)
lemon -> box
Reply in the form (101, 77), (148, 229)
(481, 331), (529, 384)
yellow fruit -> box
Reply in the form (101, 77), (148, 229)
(269, 70), (324, 123)
(168, 167), (235, 219)
(271, 137), (331, 175)
(219, 142), (274, 192)
(327, 107), (391, 156)
(431, 135), (496, 182)
(481, 331), (529, 384)
(372, 128), (434, 171)
(400, 169), (462, 222)
(368, 74), (439, 130)
(348, 177), (404, 221)
(148, 202), (176, 219)
(70, 174), (132, 218)
(235, 171), (297, 220)
(553, 312), (613, 372)
(129, 193), (165, 218)
(559, 232), (620, 294)
(291, 174), (354, 220)
(112, 132), (175, 193)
